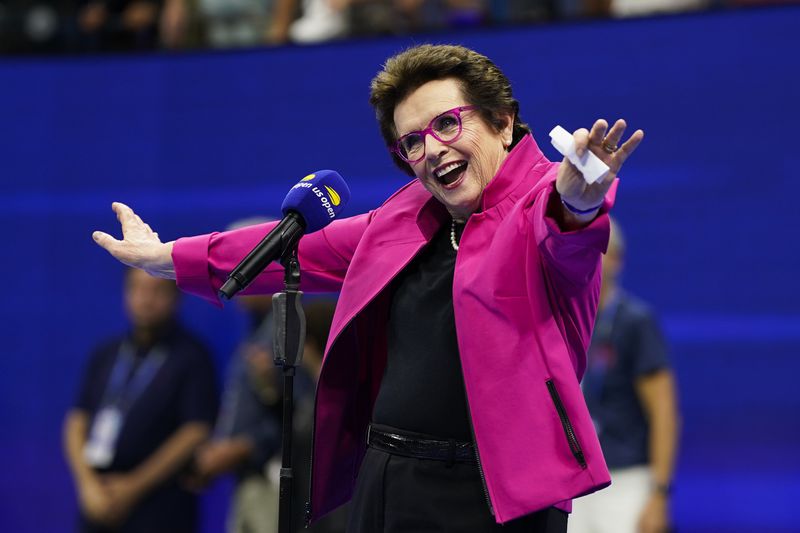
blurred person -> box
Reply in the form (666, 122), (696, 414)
(287, 0), (348, 43)
(63, 268), (218, 532)
(159, 0), (191, 48)
(494, 0), (570, 22)
(185, 292), (284, 533)
(348, 0), (405, 36)
(93, 44), (645, 531)
(292, 298), (347, 533)
(184, 215), (321, 533)
(263, 0), (298, 43)
(160, 0), (281, 49)
(347, 0), (486, 38)
(569, 218), (680, 533)
(348, 0), (447, 37)
(0, 0), (70, 54)
(76, 0), (165, 51)
(574, 0), (710, 19)
(196, 0), (275, 48)
(184, 216), (284, 533)
(609, 0), (709, 17)
(159, 0), (301, 50)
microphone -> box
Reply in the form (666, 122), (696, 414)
(218, 170), (350, 300)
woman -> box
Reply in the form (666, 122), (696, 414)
(94, 44), (643, 532)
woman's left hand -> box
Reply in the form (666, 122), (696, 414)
(556, 119), (644, 214)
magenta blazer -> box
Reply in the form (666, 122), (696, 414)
(173, 135), (615, 524)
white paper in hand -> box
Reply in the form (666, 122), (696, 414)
(549, 125), (610, 184)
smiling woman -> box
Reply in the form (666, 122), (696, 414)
(94, 43), (644, 533)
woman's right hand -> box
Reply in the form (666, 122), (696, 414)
(93, 202), (176, 280)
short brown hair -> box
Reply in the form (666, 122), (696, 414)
(369, 44), (531, 176)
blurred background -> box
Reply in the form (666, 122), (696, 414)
(1, 1), (799, 532)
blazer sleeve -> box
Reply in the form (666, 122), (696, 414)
(524, 175), (618, 378)
(529, 177), (616, 290)
(173, 211), (374, 306)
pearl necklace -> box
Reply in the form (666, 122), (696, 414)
(450, 219), (461, 251)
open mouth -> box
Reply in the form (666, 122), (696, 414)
(434, 161), (468, 187)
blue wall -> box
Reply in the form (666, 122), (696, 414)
(1, 6), (798, 532)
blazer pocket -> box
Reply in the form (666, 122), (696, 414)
(545, 379), (587, 469)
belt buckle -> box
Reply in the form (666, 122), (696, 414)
(366, 424), (372, 446)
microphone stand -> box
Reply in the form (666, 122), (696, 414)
(272, 247), (306, 533)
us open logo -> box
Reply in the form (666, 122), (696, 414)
(312, 186), (339, 218)
(324, 186), (341, 206)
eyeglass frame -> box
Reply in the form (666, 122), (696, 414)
(390, 105), (479, 164)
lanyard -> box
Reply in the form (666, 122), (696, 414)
(593, 292), (622, 340)
(582, 293), (622, 397)
(100, 340), (167, 413)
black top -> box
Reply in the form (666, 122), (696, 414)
(372, 222), (472, 441)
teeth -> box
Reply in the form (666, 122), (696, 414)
(435, 162), (465, 179)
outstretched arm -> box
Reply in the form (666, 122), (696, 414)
(93, 199), (372, 304)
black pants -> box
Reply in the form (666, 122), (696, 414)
(347, 446), (568, 533)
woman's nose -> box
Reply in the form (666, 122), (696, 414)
(424, 134), (448, 163)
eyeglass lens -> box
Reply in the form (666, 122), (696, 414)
(399, 111), (463, 162)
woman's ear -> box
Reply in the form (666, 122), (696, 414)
(498, 112), (514, 148)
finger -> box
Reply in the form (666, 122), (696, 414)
(603, 119), (628, 149)
(572, 128), (590, 157)
(92, 231), (121, 252)
(112, 202), (141, 232)
(560, 154), (577, 174)
(613, 129), (645, 167)
(588, 119), (609, 147)
(112, 201), (131, 219)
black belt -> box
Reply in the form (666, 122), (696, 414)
(367, 424), (476, 464)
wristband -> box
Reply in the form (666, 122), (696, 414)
(560, 198), (602, 215)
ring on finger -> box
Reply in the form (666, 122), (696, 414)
(601, 139), (618, 154)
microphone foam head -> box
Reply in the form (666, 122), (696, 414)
(281, 170), (350, 233)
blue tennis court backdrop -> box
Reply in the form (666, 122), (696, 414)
(0, 6), (797, 532)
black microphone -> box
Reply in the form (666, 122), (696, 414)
(218, 170), (350, 300)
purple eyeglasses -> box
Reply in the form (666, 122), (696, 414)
(391, 105), (478, 164)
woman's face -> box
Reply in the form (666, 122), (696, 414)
(393, 78), (513, 222)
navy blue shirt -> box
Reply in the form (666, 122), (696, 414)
(75, 323), (218, 533)
(581, 291), (669, 468)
